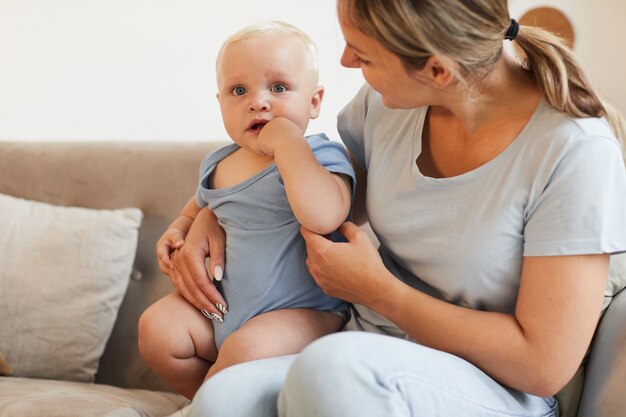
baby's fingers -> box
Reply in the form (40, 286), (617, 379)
(168, 231), (185, 249)
(156, 246), (173, 272)
(156, 234), (185, 267)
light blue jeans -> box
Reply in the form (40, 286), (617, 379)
(190, 332), (558, 417)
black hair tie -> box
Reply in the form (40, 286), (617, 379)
(505, 18), (520, 40)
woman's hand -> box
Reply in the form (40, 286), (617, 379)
(300, 222), (390, 305)
(169, 208), (228, 320)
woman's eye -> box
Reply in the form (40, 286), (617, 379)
(232, 86), (246, 96)
(271, 84), (287, 93)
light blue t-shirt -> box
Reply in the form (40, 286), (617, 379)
(339, 84), (626, 336)
(196, 133), (355, 349)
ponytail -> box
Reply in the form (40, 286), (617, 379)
(340, 0), (625, 147)
(515, 26), (626, 145)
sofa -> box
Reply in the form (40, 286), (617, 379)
(0, 141), (222, 417)
(0, 141), (626, 417)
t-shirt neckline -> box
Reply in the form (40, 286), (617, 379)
(411, 98), (546, 185)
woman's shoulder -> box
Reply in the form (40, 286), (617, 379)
(515, 101), (624, 180)
(537, 102), (617, 143)
(526, 101), (622, 157)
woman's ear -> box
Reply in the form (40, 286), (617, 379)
(310, 85), (325, 119)
(422, 55), (455, 89)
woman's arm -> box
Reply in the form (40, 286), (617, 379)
(384, 254), (607, 397)
(301, 222), (608, 397)
(159, 200), (228, 318)
(259, 117), (352, 235)
(348, 151), (368, 226)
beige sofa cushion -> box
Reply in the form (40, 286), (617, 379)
(0, 193), (142, 382)
(0, 377), (188, 417)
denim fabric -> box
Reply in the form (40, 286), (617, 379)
(189, 355), (296, 417)
(190, 332), (558, 417)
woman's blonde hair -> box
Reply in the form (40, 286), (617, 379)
(339, 0), (625, 143)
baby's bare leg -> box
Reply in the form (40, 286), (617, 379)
(206, 308), (344, 380)
(138, 292), (218, 399)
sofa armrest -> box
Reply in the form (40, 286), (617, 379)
(577, 288), (626, 417)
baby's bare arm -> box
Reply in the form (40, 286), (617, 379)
(205, 308), (344, 380)
(274, 139), (352, 235)
(256, 117), (352, 235)
(156, 196), (202, 272)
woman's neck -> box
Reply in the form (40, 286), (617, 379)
(417, 53), (543, 178)
(432, 53), (543, 139)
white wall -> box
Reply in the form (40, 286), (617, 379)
(0, 0), (363, 142)
(1, 1), (624, 142)
(509, 0), (626, 117)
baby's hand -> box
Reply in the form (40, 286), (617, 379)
(257, 117), (304, 158)
(156, 227), (186, 276)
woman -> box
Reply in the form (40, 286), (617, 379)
(175, 0), (626, 415)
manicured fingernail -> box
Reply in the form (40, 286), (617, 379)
(201, 309), (223, 323)
(215, 303), (228, 314)
(214, 265), (223, 281)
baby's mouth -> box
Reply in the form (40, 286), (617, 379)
(248, 120), (268, 131)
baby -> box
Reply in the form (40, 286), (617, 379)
(138, 21), (354, 399)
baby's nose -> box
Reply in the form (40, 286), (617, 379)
(249, 93), (271, 111)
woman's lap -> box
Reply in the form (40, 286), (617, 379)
(189, 354), (296, 417)
(190, 332), (557, 417)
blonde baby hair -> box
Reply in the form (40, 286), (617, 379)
(216, 20), (319, 82)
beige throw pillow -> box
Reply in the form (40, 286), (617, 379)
(0, 354), (12, 376)
(0, 193), (142, 382)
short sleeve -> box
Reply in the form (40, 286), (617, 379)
(195, 152), (215, 208)
(306, 134), (356, 194)
(524, 136), (626, 256)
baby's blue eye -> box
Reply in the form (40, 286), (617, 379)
(232, 86), (246, 96)
(271, 84), (287, 93)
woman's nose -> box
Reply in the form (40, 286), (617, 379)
(340, 45), (359, 68)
